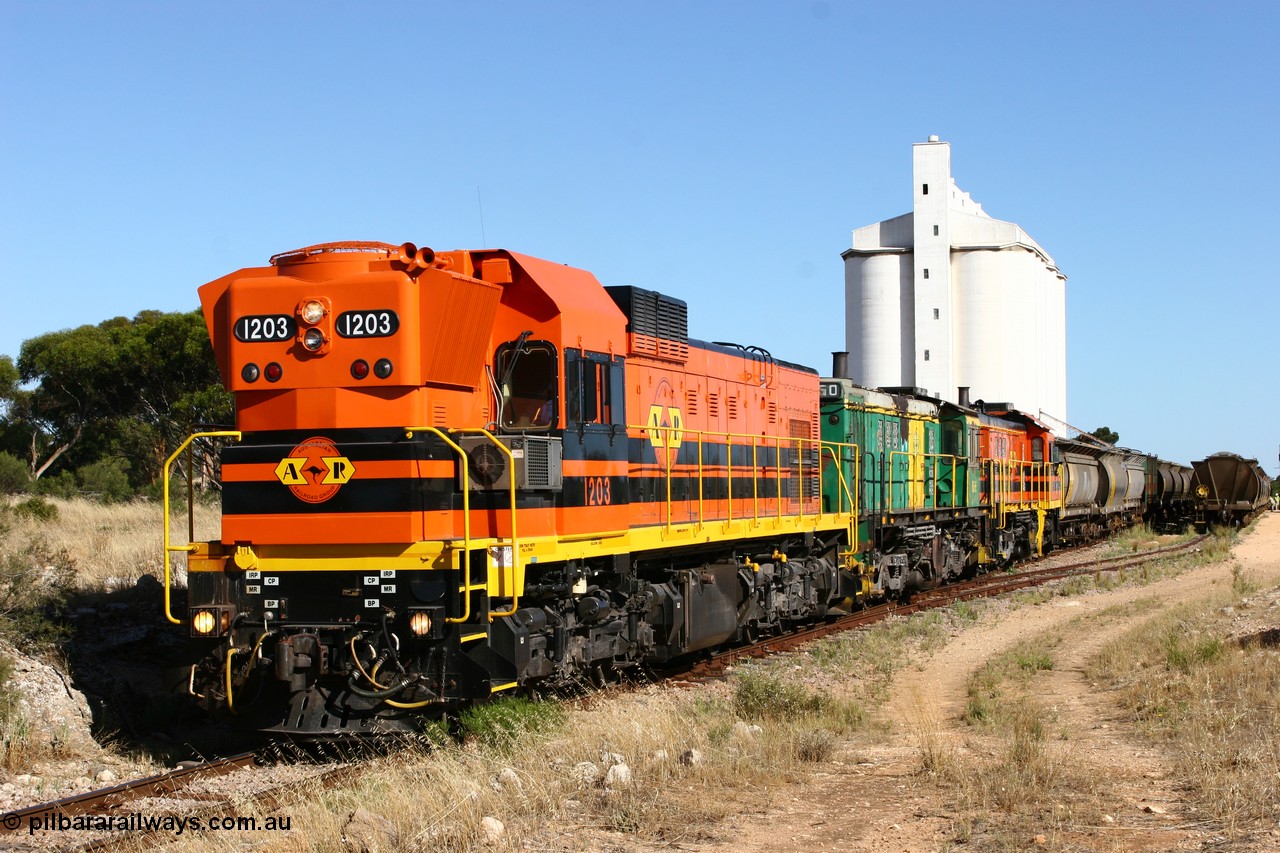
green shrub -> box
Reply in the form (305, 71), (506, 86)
(32, 471), (76, 499)
(0, 542), (74, 651)
(0, 453), (28, 495)
(733, 670), (828, 720)
(459, 696), (565, 751)
(11, 496), (57, 521)
(77, 459), (132, 503)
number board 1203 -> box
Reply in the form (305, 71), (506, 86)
(336, 310), (399, 338)
(234, 314), (296, 343)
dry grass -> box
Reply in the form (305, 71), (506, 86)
(141, 677), (866, 853)
(1089, 579), (1280, 838)
(0, 497), (216, 774)
(0, 496), (218, 591)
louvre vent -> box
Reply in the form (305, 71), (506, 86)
(522, 438), (552, 488)
(727, 396), (739, 420)
(605, 285), (689, 362)
(708, 393), (720, 418)
(686, 389), (699, 417)
(432, 404), (448, 426)
(768, 402), (778, 424)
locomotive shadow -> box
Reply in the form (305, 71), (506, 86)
(59, 576), (263, 761)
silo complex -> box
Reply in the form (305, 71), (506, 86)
(842, 137), (1067, 425)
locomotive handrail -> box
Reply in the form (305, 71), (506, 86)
(162, 430), (242, 626)
(819, 442), (860, 554)
(402, 426), (481, 624)
(887, 451), (958, 513)
(634, 423), (831, 532)
(445, 428), (522, 621)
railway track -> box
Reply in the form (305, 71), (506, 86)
(1, 534), (1210, 850)
(0, 751), (356, 852)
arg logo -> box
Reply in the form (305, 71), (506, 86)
(274, 436), (355, 504)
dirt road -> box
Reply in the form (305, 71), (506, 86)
(647, 515), (1280, 853)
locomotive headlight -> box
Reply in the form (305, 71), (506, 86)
(408, 610), (433, 636)
(300, 299), (326, 325)
(302, 328), (326, 352)
(190, 605), (235, 637)
(192, 610), (216, 635)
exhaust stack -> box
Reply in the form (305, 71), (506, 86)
(831, 351), (849, 379)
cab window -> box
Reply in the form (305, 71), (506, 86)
(566, 349), (625, 428)
(496, 340), (557, 431)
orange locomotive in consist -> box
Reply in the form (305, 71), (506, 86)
(173, 242), (860, 734)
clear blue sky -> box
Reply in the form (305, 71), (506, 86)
(2, 1), (1277, 473)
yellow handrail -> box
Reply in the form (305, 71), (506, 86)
(634, 422), (834, 527)
(446, 428), (522, 621)
(403, 426), (481, 624)
(162, 430), (241, 625)
(887, 451), (957, 512)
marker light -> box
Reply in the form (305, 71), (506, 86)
(265, 362), (283, 382)
(300, 300), (326, 325)
(303, 328), (325, 352)
(374, 358), (393, 379)
(241, 363), (260, 383)
(351, 359), (370, 380)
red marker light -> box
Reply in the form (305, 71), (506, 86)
(265, 362), (283, 382)
(351, 359), (370, 380)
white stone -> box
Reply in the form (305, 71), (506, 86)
(679, 748), (704, 767)
(495, 767), (521, 792)
(341, 807), (398, 852)
(0, 639), (97, 757)
(605, 763), (632, 788)
(479, 816), (505, 844)
(571, 761), (599, 786)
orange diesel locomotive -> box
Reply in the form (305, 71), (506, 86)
(171, 242), (861, 734)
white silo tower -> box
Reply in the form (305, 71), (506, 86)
(842, 137), (1067, 425)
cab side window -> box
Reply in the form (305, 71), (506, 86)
(566, 349), (624, 428)
(496, 341), (557, 431)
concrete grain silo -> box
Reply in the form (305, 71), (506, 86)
(842, 137), (1067, 425)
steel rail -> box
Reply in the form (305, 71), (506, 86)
(0, 753), (258, 832)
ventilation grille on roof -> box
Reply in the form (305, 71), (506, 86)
(605, 286), (689, 363)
